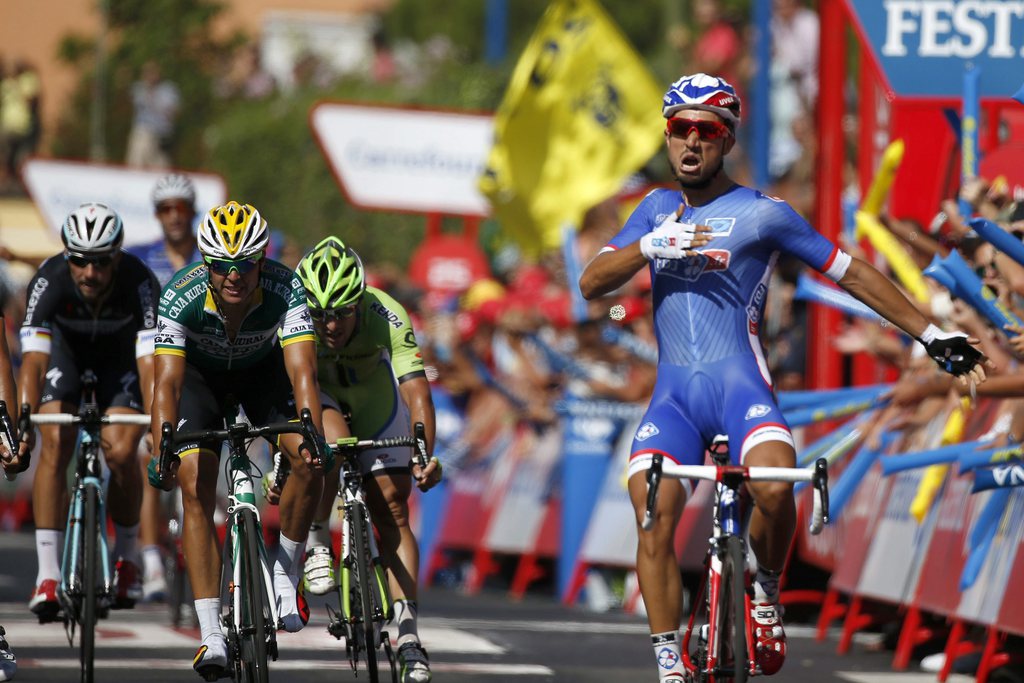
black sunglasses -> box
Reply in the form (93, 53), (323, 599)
(66, 253), (115, 268)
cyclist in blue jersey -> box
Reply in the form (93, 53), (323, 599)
(127, 173), (203, 602)
(579, 73), (988, 681)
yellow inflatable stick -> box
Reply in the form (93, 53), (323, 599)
(909, 399), (968, 523)
(860, 139), (905, 217)
(855, 211), (930, 303)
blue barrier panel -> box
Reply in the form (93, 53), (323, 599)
(558, 396), (620, 600)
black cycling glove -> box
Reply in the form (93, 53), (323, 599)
(917, 324), (982, 376)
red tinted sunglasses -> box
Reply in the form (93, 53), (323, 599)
(666, 117), (731, 141)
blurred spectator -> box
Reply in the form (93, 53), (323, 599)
(770, 0), (819, 181)
(0, 59), (41, 194)
(218, 44), (276, 100)
(369, 25), (397, 84)
(125, 61), (180, 169)
(684, 0), (743, 95)
(771, 0), (818, 108)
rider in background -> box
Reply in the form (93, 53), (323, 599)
(293, 237), (441, 683)
(0, 300), (23, 681)
(578, 73), (988, 681)
(19, 203), (159, 620)
(148, 201), (325, 680)
(127, 173), (203, 602)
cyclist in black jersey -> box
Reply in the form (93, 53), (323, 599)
(19, 203), (159, 620)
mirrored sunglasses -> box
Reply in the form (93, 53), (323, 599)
(205, 256), (261, 276)
(666, 117), (732, 141)
(308, 305), (358, 322)
(66, 253), (115, 268)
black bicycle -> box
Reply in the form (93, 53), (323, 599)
(324, 423), (428, 683)
(154, 406), (325, 683)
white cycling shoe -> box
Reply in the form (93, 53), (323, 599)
(302, 545), (337, 596)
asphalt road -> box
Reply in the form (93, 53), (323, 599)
(0, 530), (979, 682)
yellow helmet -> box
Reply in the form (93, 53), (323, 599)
(198, 201), (269, 259)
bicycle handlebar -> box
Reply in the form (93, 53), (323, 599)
(0, 401), (32, 481)
(642, 457), (831, 534)
(153, 408), (323, 491)
(331, 422), (429, 469)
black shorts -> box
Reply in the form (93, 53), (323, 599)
(173, 347), (297, 456)
(41, 333), (143, 411)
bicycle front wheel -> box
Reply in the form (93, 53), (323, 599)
(350, 503), (381, 683)
(79, 485), (99, 683)
(237, 509), (270, 683)
(719, 535), (749, 682)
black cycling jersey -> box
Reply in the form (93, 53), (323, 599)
(20, 251), (159, 359)
(20, 251), (159, 410)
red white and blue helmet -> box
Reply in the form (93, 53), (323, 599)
(662, 73), (741, 128)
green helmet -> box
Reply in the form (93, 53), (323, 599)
(296, 236), (366, 310)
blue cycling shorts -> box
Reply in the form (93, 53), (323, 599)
(627, 355), (794, 485)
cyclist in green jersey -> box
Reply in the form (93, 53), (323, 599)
(149, 201), (327, 680)
(293, 237), (441, 683)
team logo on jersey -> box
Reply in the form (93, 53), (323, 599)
(704, 217), (736, 236)
(636, 422), (660, 441)
(745, 404), (772, 420)
(658, 249), (731, 282)
(172, 265), (205, 290)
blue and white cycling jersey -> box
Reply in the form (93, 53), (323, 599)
(127, 239), (202, 287)
(607, 185), (846, 371)
(606, 185), (850, 472)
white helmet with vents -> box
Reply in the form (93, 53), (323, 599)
(61, 203), (124, 256)
(151, 173), (196, 207)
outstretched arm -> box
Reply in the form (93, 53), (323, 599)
(837, 257), (989, 383)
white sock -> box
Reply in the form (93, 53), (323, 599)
(307, 522), (331, 550)
(651, 631), (685, 680)
(275, 533), (307, 632)
(393, 599), (419, 648)
(754, 566), (781, 604)
(35, 529), (64, 583)
(274, 534), (305, 581)
(142, 545), (163, 579)
(113, 523), (140, 564)
(195, 597), (222, 643)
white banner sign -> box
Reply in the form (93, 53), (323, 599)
(310, 102), (494, 216)
(21, 158), (227, 248)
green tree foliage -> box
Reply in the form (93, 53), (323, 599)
(49, 0), (700, 264)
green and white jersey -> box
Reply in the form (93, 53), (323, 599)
(318, 286), (425, 437)
(154, 259), (315, 371)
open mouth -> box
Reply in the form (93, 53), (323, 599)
(680, 152), (702, 174)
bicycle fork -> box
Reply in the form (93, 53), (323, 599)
(338, 499), (391, 626)
(226, 458), (279, 650)
(60, 459), (112, 640)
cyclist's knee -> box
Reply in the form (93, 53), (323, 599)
(749, 480), (794, 513)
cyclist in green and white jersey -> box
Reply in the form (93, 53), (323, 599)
(149, 201), (327, 680)
(293, 237), (440, 683)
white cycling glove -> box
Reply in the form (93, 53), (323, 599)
(639, 217), (700, 260)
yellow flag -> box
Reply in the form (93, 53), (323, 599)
(479, 0), (663, 255)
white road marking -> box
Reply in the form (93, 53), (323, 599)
(22, 659), (553, 675)
(837, 674), (974, 682)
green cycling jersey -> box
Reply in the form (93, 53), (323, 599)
(317, 286), (425, 437)
(154, 259), (315, 370)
